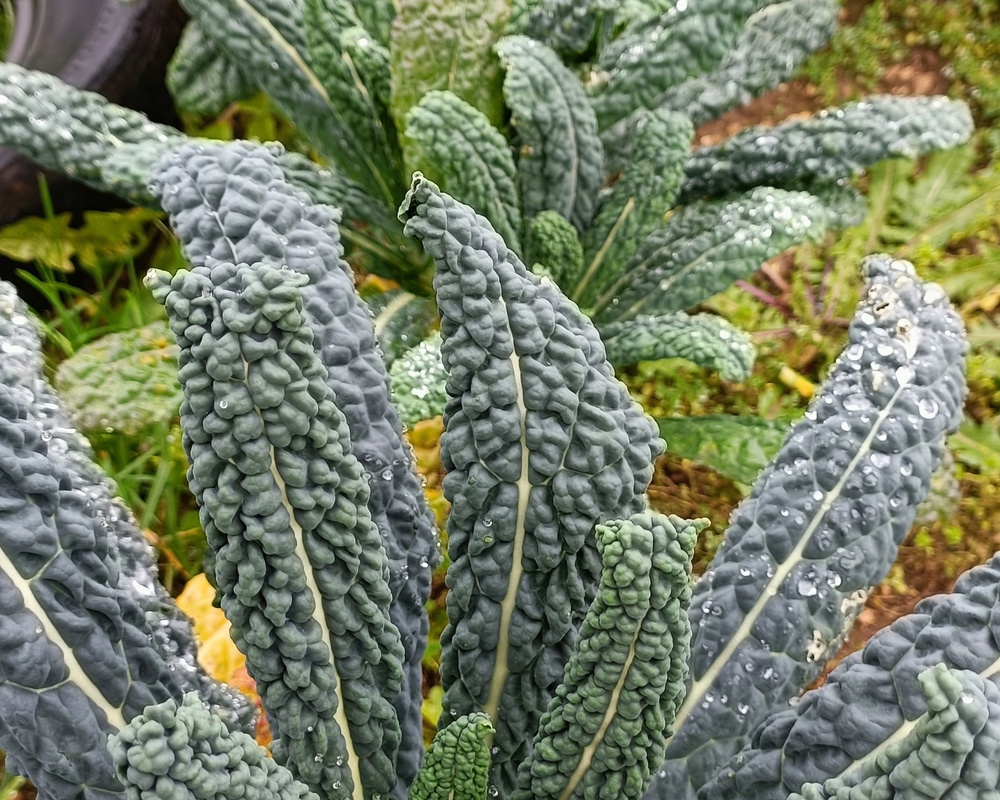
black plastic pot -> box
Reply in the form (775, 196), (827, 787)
(0, 0), (185, 225)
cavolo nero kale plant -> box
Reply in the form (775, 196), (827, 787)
(0, 0), (975, 405)
(0, 136), (989, 800)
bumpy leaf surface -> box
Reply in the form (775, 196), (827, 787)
(661, 0), (839, 125)
(399, 176), (665, 795)
(303, 0), (399, 195)
(0, 62), (181, 203)
(389, 332), (449, 427)
(54, 321), (182, 438)
(600, 312), (755, 381)
(702, 551), (1000, 800)
(589, 187), (831, 323)
(497, 35), (604, 233)
(0, 289), (187, 800)
(405, 91), (522, 252)
(150, 263), (405, 800)
(574, 109), (692, 304)
(110, 694), (318, 800)
(167, 20), (258, 116)
(645, 255), (969, 800)
(179, 0), (401, 205)
(512, 513), (702, 800)
(590, 0), (759, 129)
(390, 0), (509, 133)
(517, 0), (615, 57)
(409, 713), (495, 800)
(791, 665), (1000, 800)
(679, 96), (975, 203)
(0, 281), (254, 758)
(150, 142), (437, 791)
(525, 210), (584, 287)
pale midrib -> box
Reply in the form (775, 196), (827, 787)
(233, 0), (329, 100)
(572, 197), (636, 304)
(483, 347), (531, 724)
(373, 291), (413, 338)
(669, 378), (910, 739)
(0, 546), (127, 731)
(233, 0), (393, 205)
(822, 650), (1000, 786)
(559, 629), (642, 800)
(268, 457), (363, 800)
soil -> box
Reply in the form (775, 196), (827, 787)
(656, 0), (999, 680)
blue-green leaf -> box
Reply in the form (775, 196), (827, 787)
(497, 35), (604, 233)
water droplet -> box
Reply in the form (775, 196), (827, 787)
(812, 490), (823, 502)
(381, 468), (393, 480)
(483, 518), (493, 527)
(917, 398), (939, 419)
(845, 342), (864, 360)
(876, 342), (894, 357)
(739, 567), (751, 577)
(959, 691), (974, 704)
(219, 400), (229, 410)
(737, 703), (750, 715)
(797, 578), (818, 597)
(843, 396), (865, 412)
(895, 365), (915, 385)
(870, 452), (890, 469)
(901, 461), (913, 477)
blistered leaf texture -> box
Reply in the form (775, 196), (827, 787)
(410, 713), (495, 800)
(150, 263), (405, 800)
(167, 20), (258, 116)
(150, 142), (437, 791)
(645, 255), (969, 800)
(524, 210), (584, 287)
(600, 312), (755, 381)
(512, 513), (702, 800)
(0, 281), (254, 762)
(399, 176), (664, 795)
(110, 694), (318, 800)
(680, 96), (975, 202)
(179, 0), (401, 205)
(497, 35), (604, 233)
(589, 187), (831, 323)
(590, 0), (759, 129)
(661, 0), (839, 125)
(54, 321), (181, 438)
(702, 551), (1000, 800)
(0, 62), (181, 203)
(390, 0), (509, 134)
(517, 0), (615, 57)
(791, 665), (1000, 800)
(574, 109), (693, 305)
(303, 0), (400, 197)
(390, 332), (449, 427)
(0, 321), (184, 799)
(406, 91), (522, 252)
